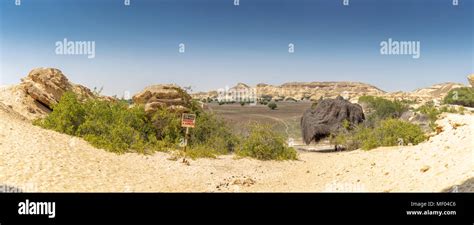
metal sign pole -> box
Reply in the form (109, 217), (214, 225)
(181, 113), (195, 164)
(183, 126), (189, 162)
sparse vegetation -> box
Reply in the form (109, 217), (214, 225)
(358, 96), (408, 124)
(35, 92), (294, 160)
(415, 101), (468, 130)
(236, 123), (297, 160)
(34, 92), (85, 136)
(268, 102), (277, 110)
(330, 96), (428, 150)
(331, 118), (426, 150)
(188, 112), (239, 155)
(359, 96), (408, 117)
(443, 87), (474, 107)
(35, 92), (163, 153)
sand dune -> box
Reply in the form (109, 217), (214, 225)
(0, 104), (472, 192)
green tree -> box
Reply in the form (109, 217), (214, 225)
(268, 102), (277, 110)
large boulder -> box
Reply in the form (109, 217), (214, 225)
(132, 84), (193, 114)
(468, 74), (474, 87)
(20, 68), (94, 110)
(301, 96), (365, 144)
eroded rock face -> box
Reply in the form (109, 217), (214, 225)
(132, 84), (192, 114)
(191, 81), (386, 102)
(0, 68), (99, 120)
(20, 68), (94, 110)
(468, 74), (474, 87)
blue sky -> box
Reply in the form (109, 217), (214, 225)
(1, 0), (472, 96)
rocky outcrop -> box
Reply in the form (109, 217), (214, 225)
(192, 81), (386, 102)
(132, 84), (193, 114)
(0, 68), (96, 120)
(301, 96), (365, 145)
(384, 82), (466, 105)
(468, 74), (474, 87)
(20, 68), (94, 110)
(193, 80), (470, 104)
(277, 82), (385, 101)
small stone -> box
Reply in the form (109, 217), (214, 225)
(420, 165), (430, 173)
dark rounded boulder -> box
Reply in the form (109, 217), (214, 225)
(301, 96), (365, 144)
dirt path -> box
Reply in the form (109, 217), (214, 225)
(0, 106), (472, 192)
(250, 114), (291, 137)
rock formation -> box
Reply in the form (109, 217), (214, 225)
(20, 68), (94, 110)
(300, 96), (365, 145)
(0, 68), (95, 120)
(132, 84), (193, 114)
(192, 80), (468, 104)
(192, 81), (386, 102)
(468, 74), (474, 87)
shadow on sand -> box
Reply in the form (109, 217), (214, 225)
(296, 147), (354, 153)
(442, 178), (474, 192)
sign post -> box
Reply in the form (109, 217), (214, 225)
(181, 113), (196, 163)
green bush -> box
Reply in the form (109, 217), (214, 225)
(36, 92), (158, 153)
(188, 112), (239, 155)
(35, 91), (239, 157)
(416, 102), (466, 131)
(416, 101), (440, 130)
(267, 102), (277, 110)
(331, 118), (426, 150)
(151, 108), (182, 145)
(374, 118), (426, 147)
(236, 124), (297, 160)
(76, 99), (159, 153)
(358, 96), (408, 120)
(443, 87), (474, 107)
(35, 92), (85, 135)
(36, 91), (300, 161)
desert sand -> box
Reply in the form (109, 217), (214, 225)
(0, 101), (472, 192)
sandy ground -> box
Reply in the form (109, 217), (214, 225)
(0, 102), (473, 192)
